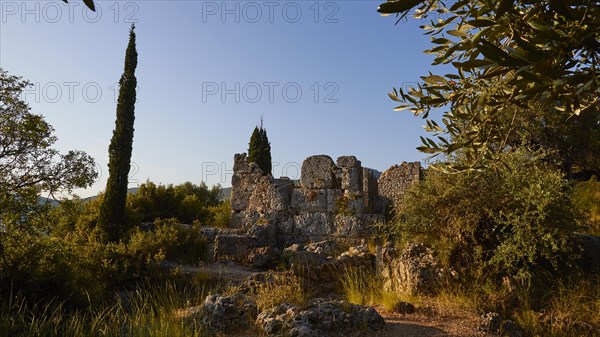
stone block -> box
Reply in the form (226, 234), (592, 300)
(336, 155), (361, 168)
(300, 155), (337, 189)
(291, 188), (327, 213)
(341, 167), (363, 194)
(326, 189), (343, 213)
(214, 234), (258, 262)
(294, 212), (332, 238)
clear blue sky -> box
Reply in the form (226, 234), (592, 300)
(1, 0), (439, 197)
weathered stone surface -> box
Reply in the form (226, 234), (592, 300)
(300, 155), (336, 189)
(294, 212), (332, 238)
(377, 243), (444, 295)
(362, 168), (379, 212)
(248, 247), (279, 269)
(272, 178), (294, 210)
(196, 293), (258, 333)
(256, 299), (384, 337)
(283, 244), (327, 268)
(333, 214), (364, 237)
(326, 189), (343, 213)
(248, 223), (277, 247)
(336, 155), (360, 168)
(378, 161), (423, 211)
(341, 167), (363, 194)
(214, 234), (258, 262)
(227, 152), (421, 255)
(231, 154), (264, 212)
(291, 188), (327, 213)
(478, 312), (523, 337)
(230, 210), (260, 229)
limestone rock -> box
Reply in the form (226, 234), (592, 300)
(378, 162), (423, 211)
(291, 188), (327, 213)
(336, 155), (360, 168)
(282, 244), (327, 267)
(301, 155), (337, 189)
(294, 212), (332, 238)
(197, 293), (257, 333)
(333, 214), (363, 237)
(256, 299), (384, 337)
(214, 234), (258, 262)
(248, 247), (279, 269)
(362, 168), (379, 212)
(377, 243), (444, 295)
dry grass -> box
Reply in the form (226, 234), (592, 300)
(254, 272), (313, 312)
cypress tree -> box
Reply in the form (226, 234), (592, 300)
(247, 119), (272, 176)
(98, 24), (138, 242)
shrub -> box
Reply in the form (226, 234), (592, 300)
(572, 176), (600, 236)
(128, 218), (209, 265)
(393, 149), (578, 279)
(207, 199), (231, 228)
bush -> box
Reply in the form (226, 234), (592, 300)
(393, 149), (579, 279)
(128, 218), (209, 265)
(572, 176), (600, 236)
(206, 199), (231, 228)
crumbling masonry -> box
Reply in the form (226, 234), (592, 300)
(228, 153), (423, 248)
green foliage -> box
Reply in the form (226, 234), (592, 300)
(98, 25), (138, 242)
(127, 180), (222, 225)
(247, 119), (272, 176)
(206, 199), (231, 228)
(0, 68), (97, 227)
(381, 0), (600, 172)
(0, 200), (209, 308)
(129, 218), (209, 265)
(572, 176), (600, 236)
(393, 149), (578, 279)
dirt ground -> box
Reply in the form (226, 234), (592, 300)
(371, 307), (484, 337)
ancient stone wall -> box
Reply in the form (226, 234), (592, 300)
(378, 161), (423, 211)
(228, 153), (422, 248)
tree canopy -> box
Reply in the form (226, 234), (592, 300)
(0, 68), (97, 225)
(248, 119), (272, 176)
(380, 0), (600, 172)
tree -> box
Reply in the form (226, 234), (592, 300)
(247, 119), (272, 176)
(0, 68), (97, 225)
(97, 25), (138, 242)
(380, 0), (600, 172)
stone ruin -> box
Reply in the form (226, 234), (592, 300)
(226, 153), (423, 249)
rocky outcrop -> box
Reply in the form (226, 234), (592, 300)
(256, 298), (385, 337)
(189, 293), (258, 333)
(286, 243), (375, 294)
(377, 243), (444, 295)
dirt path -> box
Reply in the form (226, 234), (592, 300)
(372, 308), (483, 337)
